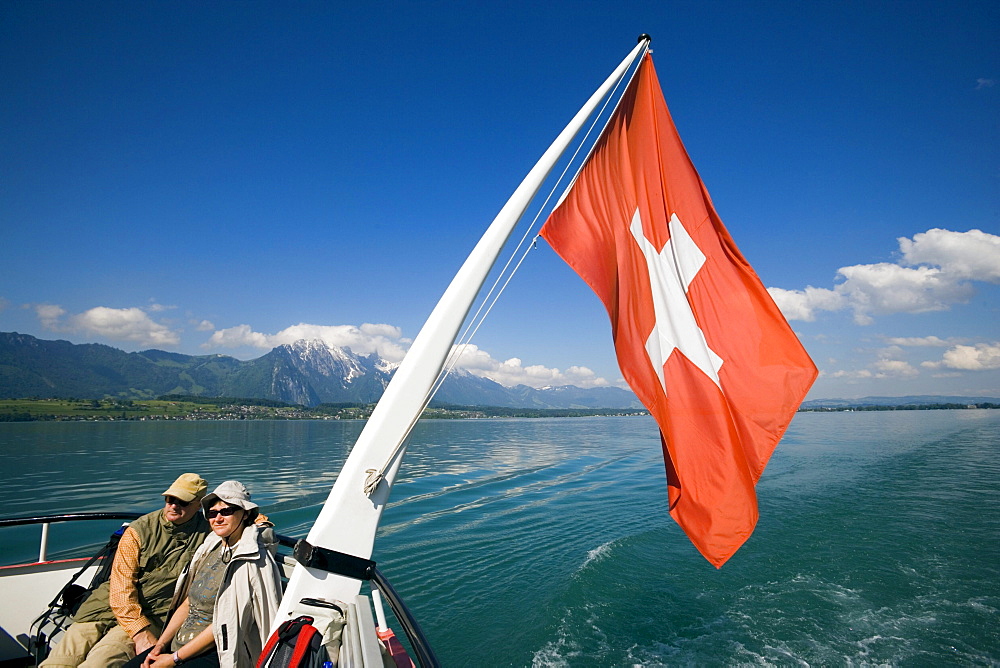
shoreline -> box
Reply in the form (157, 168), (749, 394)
(2, 398), (996, 423)
(0, 398), (650, 422)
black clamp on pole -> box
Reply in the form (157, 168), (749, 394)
(293, 539), (375, 581)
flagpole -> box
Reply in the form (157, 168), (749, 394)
(277, 36), (652, 623)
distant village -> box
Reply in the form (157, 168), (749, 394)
(798, 402), (999, 412)
(0, 397), (650, 422)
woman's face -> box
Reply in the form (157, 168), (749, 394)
(207, 500), (244, 538)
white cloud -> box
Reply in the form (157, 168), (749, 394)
(449, 343), (610, 388)
(772, 228), (999, 324)
(826, 339), (1000, 384)
(32, 304), (180, 347)
(824, 347), (920, 380)
(922, 342), (1000, 371)
(768, 286), (843, 322)
(0, 297), (8, 313)
(975, 78), (996, 90)
(836, 262), (973, 324)
(872, 358), (919, 377)
(71, 307), (180, 346)
(883, 335), (952, 347)
(828, 369), (874, 379)
(34, 304), (180, 347)
(898, 228), (1000, 282)
(204, 324), (271, 349)
(203, 322), (408, 362)
(35, 304), (67, 329)
(194, 319), (215, 332)
(360, 323), (405, 340)
(146, 301), (176, 313)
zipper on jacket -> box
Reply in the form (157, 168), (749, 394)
(221, 623), (228, 651)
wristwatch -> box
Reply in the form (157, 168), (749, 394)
(172, 652), (184, 665)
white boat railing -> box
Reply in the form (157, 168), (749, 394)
(38, 523), (48, 563)
(0, 512), (142, 564)
(289, 536), (437, 666)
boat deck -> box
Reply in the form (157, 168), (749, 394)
(0, 515), (422, 667)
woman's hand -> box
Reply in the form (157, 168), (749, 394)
(141, 645), (163, 668)
(148, 654), (180, 668)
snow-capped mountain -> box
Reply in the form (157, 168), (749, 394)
(245, 340), (641, 408)
(0, 333), (641, 409)
(235, 340), (398, 406)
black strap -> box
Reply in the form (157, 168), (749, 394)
(45, 525), (126, 610)
(277, 616), (315, 642)
(293, 540), (375, 581)
(299, 598), (345, 615)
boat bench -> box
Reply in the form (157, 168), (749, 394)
(0, 625), (31, 668)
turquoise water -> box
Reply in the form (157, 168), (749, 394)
(1, 411), (998, 665)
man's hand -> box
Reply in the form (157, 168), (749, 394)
(133, 629), (158, 655)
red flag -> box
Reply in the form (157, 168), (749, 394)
(540, 54), (817, 567)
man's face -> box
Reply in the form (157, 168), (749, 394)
(163, 495), (201, 524)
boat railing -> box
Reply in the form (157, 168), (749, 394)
(0, 513), (143, 563)
(289, 537), (438, 667)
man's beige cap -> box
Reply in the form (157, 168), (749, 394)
(162, 473), (208, 503)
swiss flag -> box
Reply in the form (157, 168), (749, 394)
(540, 54), (817, 567)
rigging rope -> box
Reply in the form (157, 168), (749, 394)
(436, 44), (649, 391)
(363, 43), (650, 496)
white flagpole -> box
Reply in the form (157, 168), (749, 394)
(277, 36), (651, 622)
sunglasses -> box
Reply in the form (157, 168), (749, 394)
(206, 506), (242, 519)
(164, 496), (190, 508)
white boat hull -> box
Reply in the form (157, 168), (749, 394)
(0, 559), (97, 666)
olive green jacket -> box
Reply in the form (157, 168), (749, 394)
(74, 508), (210, 632)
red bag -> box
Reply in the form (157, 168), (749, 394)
(256, 615), (326, 668)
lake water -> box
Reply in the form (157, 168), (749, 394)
(1, 411), (998, 666)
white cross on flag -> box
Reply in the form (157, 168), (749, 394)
(541, 53), (817, 567)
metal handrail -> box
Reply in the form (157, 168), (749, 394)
(0, 512), (145, 528)
(290, 538), (439, 667)
(370, 565), (439, 668)
(0, 512), (143, 562)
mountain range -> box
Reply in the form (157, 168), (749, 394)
(0, 332), (642, 409)
(5, 332), (996, 411)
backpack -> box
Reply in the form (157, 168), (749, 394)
(257, 615), (328, 668)
(28, 524), (128, 664)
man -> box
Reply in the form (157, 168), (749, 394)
(41, 474), (211, 668)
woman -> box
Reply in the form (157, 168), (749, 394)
(128, 480), (282, 668)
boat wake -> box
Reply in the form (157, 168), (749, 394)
(379, 453), (632, 537)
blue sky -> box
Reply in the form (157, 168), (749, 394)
(1, 1), (997, 400)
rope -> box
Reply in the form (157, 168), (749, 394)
(362, 44), (650, 497)
(435, 49), (644, 386)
